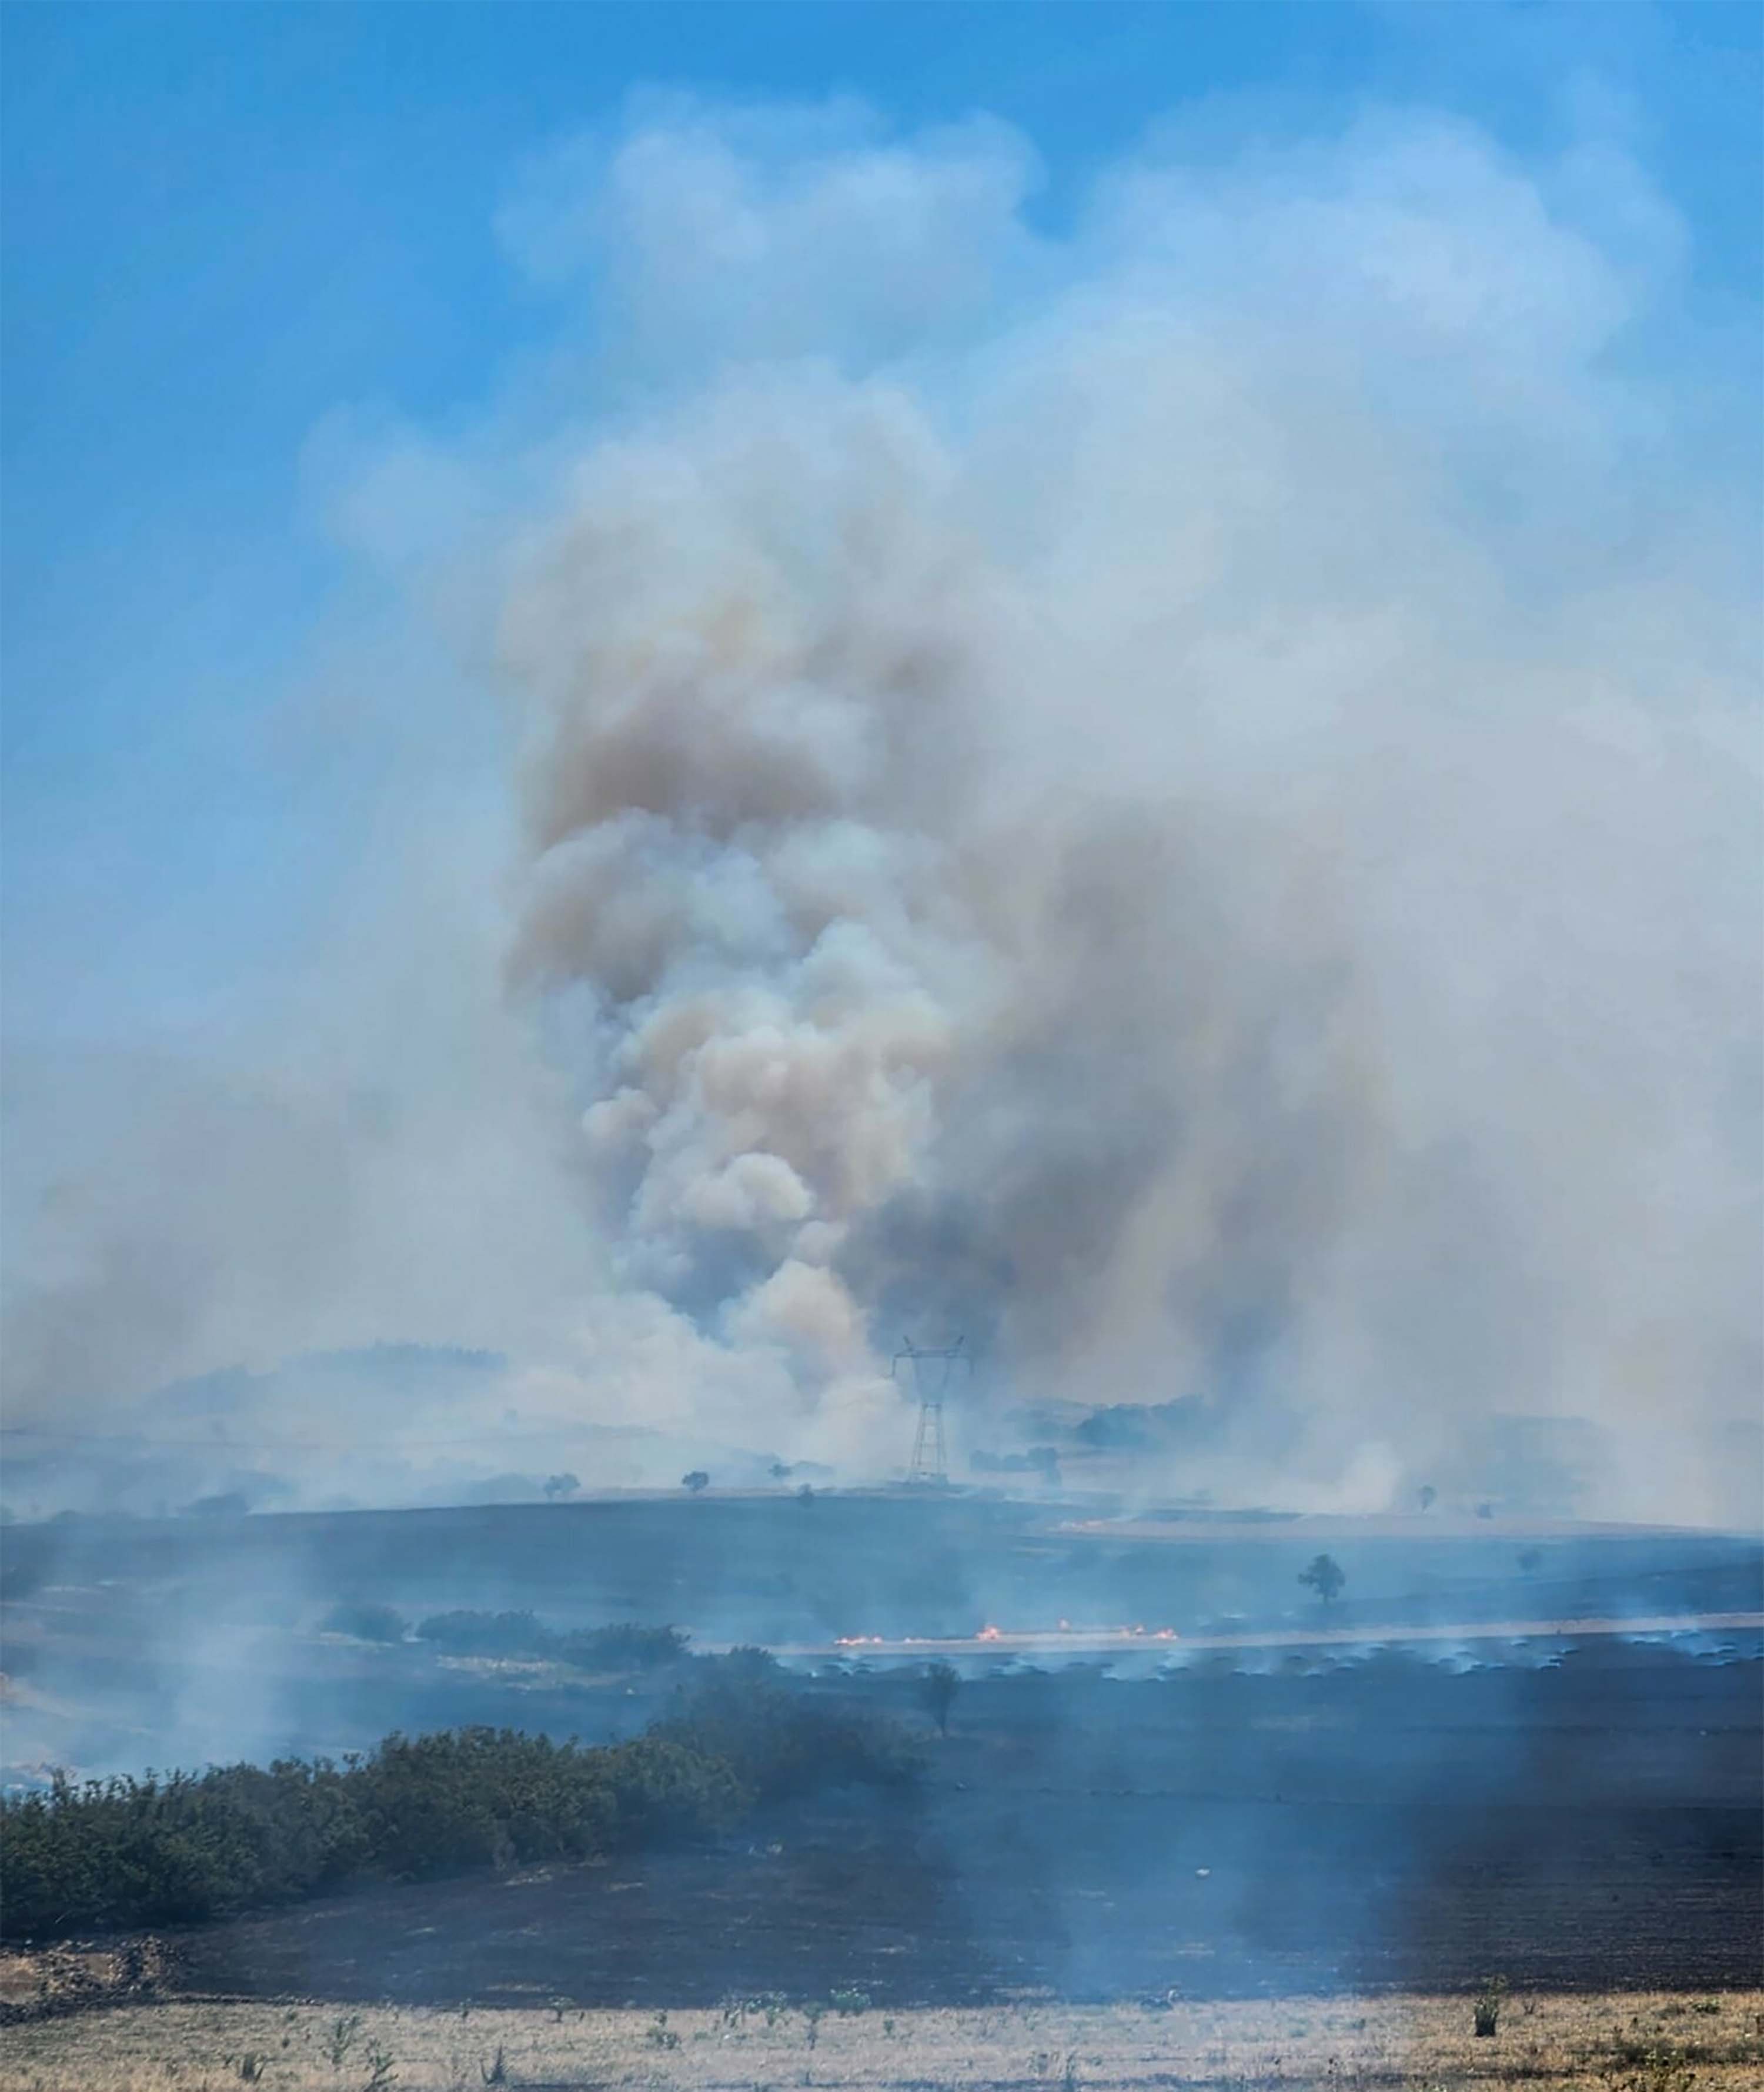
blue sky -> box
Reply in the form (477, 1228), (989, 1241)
(3, 1), (1759, 1051)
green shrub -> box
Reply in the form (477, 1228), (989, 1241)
(554, 1623), (690, 1670)
(412, 1612), (690, 1669)
(0, 1667), (908, 1941)
(918, 1659), (960, 1736)
(0, 1726), (740, 1940)
(1474, 1976), (1509, 2037)
(657, 1679), (918, 1802)
(415, 1610), (549, 1656)
(319, 1602), (408, 1643)
(711, 1645), (781, 1682)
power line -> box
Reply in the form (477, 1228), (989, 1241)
(890, 1335), (969, 1486)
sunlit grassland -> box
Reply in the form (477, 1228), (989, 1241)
(2, 1991), (1760, 2091)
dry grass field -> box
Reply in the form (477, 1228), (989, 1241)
(2, 1992), (1760, 2092)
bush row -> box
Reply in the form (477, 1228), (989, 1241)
(320, 1605), (693, 1672)
(655, 1678), (917, 1802)
(0, 1685), (914, 1941)
(420, 1613), (692, 1670)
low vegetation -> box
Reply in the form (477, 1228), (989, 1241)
(653, 1675), (916, 1802)
(0, 1680), (914, 1943)
(412, 1608), (547, 1655)
(413, 1611), (691, 1670)
(2, 1991), (1760, 2091)
(0, 1730), (740, 1940)
(319, 1601), (409, 1643)
(1474, 1972), (1509, 2037)
(917, 1659), (960, 1736)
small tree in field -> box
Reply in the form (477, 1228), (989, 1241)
(1417, 1484), (1436, 1512)
(543, 1473), (580, 1502)
(919, 1660), (961, 1736)
(682, 1471), (710, 1495)
(1298, 1553), (1345, 1607)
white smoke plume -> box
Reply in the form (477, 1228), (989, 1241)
(5, 98), (1758, 1520)
(480, 102), (1758, 1513)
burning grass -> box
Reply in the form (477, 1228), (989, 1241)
(0, 1990), (1760, 2090)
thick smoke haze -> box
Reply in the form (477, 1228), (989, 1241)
(4, 101), (1758, 1523)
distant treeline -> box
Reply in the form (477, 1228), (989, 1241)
(0, 1672), (916, 1941)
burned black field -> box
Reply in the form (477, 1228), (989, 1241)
(3, 1495), (1759, 2007)
(146, 1645), (1764, 2008)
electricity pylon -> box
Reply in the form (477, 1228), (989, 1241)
(891, 1335), (969, 1486)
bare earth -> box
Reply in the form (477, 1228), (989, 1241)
(2, 1991), (1761, 2091)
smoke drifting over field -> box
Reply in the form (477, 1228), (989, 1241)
(4, 101), (1758, 1520)
(489, 102), (1759, 1511)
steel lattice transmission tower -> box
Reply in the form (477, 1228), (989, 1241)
(891, 1335), (969, 1486)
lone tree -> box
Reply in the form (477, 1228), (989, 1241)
(543, 1472), (580, 1502)
(1298, 1553), (1345, 1607)
(1417, 1484), (1436, 1512)
(919, 1659), (961, 1736)
(681, 1470), (710, 1495)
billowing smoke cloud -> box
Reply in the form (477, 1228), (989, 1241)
(4, 98), (1757, 1520)
(483, 102), (1758, 1512)
(499, 397), (1386, 1434)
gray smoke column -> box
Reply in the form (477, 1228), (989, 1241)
(485, 103), (1759, 1513)
(500, 390), (1379, 1422)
